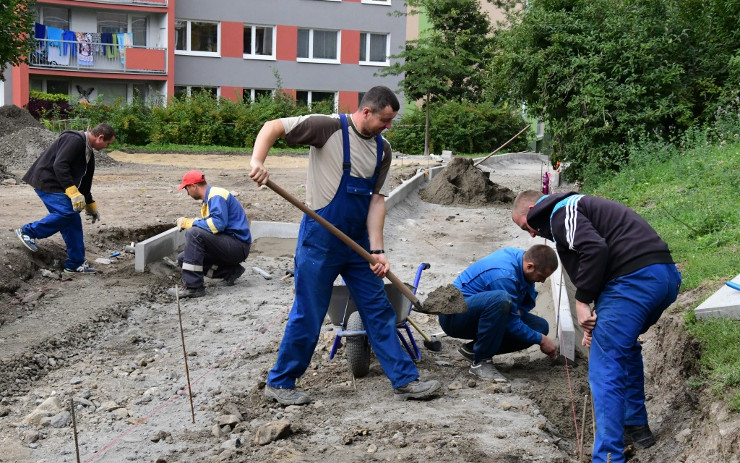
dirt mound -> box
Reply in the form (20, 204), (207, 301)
(0, 126), (59, 171)
(0, 104), (43, 135)
(419, 157), (515, 206)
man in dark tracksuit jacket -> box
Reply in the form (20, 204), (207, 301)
(512, 190), (681, 463)
(17, 124), (116, 273)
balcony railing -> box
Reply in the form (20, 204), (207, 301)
(67, 0), (167, 6)
(30, 38), (167, 74)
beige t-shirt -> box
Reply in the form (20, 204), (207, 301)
(281, 113), (392, 210)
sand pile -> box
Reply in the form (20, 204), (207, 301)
(419, 157), (515, 206)
(0, 105), (118, 176)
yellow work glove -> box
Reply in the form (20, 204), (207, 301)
(85, 202), (100, 223)
(176, 217), (195, 232)
(65, 185), (86, 212)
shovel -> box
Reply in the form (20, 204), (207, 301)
(264, 179), (425, 312)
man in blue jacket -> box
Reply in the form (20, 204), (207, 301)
(169, 170), (252, 298)
(16, 123), (115, 273)
(512, 190), (681, 463)
(439, 245), (559, 382)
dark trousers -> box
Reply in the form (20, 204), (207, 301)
(177, 227), (251, 288)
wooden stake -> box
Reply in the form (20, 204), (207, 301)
(580, 393), (588, 456)
(175, 287), (196, 423)
(70, 398), (81, 463)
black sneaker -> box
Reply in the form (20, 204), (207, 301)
(167, 286), (205, 298)
(624, 424), (656, 449)
(64, 263), (96, 274)
(458, 341), (474, 361)
(264, 385), (312, 405)
(224, 265), (246, 286)
(394, 379), (441, 401)
(16, 228), (38, 252)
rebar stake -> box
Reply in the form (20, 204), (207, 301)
(175, 287), (196, 423)
(70, 397), (81, 463)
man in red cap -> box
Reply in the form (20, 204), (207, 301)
(169, 170), (252, 298)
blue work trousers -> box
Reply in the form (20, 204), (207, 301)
(589, 263), (681, 463)
(439, 290), (548, 363)
(22, 190), (84, 270)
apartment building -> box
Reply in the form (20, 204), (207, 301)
(3, 0), (407, 114)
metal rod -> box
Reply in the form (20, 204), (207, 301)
(175, 287), (196, 423)
(473, 125), (531, 167)
(70, 398), (81, 463)
(580, 393), (588, 457)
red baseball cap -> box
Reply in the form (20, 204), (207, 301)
(178, 170), (205, 190)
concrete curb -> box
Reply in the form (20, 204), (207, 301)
(694, 274), (740, 320)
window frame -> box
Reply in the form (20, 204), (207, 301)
(175, 19), (220, 57)
(296, 90), (337, 111)
(243, 24), (276, 60)
(297, 28), (341, 64)
(359, 32), (390, 66)
(361, 0), (392, 5)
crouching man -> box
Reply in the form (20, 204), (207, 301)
(169, 170), (252, 298)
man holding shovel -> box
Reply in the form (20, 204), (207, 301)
(512, 190), (681, 463)
(249, 86), (440, 405)
(438, 245), (559, 382)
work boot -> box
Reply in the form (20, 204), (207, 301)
(16, 228), (38, 252)
(624, 424), (656, 449)
(394, 379), (441, 401)
(469, 359), (508, 383)
(264, 385), (312, 405)
(167, 285), (205, 298)
(458, 341), (475, 361)
(224, 265), (246, 286)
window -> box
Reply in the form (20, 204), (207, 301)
(98, 12), (127, 34)
(132, 16), (148, 47)
(296, 91), (336, 110)
(47, 80), (69, 95)
(175, 20), (219, 55)
(244, 25), (275, 59)
(297, 29), (339, 62)
(35, 7), (69, 30)
(175, 85), (218, 98)
(243, 88), (273, 102)
(359, 32), (389, 65)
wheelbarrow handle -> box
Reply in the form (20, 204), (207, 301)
(264, 179), (424, 312)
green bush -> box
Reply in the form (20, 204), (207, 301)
(386, 101), (529, 155)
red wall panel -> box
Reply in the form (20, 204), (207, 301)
(125, 48), (166, 72)
(276, 25), (297, 61)
(220, 22), (243, 58)
(338, 91), (358, 113)
(341, 30), (360, 64)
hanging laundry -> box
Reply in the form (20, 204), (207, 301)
(46, 26), (64, 65)
(62, 30), (77, 59)
(90, 33), (102, 55)
(116, 33), (133, 66)
(77, 32), (94, 66)
(34, 23), (47, 61)
(102, 33), (116, 59)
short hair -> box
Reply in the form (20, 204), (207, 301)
(512, 189), (544, 218)
(359, 86), (400, 113)
(523, 244), (558, 272)
(90, 123), (116, 141)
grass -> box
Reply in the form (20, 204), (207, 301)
(586, 139), (740, 411)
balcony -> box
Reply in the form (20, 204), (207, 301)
(30, 38), (167, 75)
(63, 0), (167, 6)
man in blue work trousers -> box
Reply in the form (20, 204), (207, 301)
(439, 245), (559, 383)
(512, 190), (681, 463)
(16, 123), (115, 273)
(249, 86), (440, 405)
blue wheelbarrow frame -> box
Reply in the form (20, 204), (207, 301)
(327, 263), (430, 377)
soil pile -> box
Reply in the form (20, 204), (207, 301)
(420, 283), (467, 315)
(0, 105), (119, 174)
(419, 157), (515, 206)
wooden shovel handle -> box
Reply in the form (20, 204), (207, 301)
(264, 179), (424, 311)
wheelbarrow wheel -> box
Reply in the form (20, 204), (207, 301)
(346, 311), (371, 378)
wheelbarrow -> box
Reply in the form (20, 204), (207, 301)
(327, 263), (435, 378)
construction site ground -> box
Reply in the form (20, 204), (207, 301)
(0, 150), (735, 463)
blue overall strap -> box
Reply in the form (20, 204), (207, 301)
(549, 194), (584, 249)
(339, 114), (351, 172)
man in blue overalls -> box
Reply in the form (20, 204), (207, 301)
(249, 86), (441, 405)
(512, 190), (681, 463)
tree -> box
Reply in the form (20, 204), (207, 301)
(0, 0), (36, 81)
(380, 0), (494, 154)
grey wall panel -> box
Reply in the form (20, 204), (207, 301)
(175, 56), (402, 93)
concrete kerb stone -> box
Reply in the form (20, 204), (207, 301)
(694, 274), (740, 320)
(550, 263), (576, 362)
